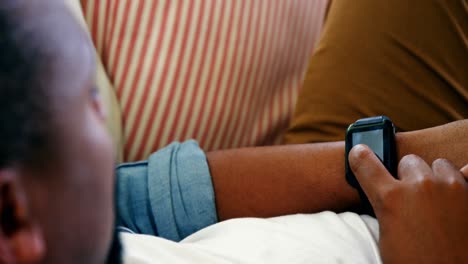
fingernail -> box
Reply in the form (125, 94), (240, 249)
(461, 164), (468, 176)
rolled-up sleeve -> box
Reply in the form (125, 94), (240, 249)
(116, 140), (218, 241)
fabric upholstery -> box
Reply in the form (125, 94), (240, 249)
(81, 0), (328, 161)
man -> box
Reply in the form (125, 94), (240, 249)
(0, 0), (467, 263)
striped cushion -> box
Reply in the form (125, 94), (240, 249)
(82, 0), (328, 161)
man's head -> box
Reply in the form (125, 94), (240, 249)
(0, 1), (119, 263)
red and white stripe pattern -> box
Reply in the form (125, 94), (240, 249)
(81, 0), (328, 162)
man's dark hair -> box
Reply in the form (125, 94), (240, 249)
(0, 2), (51, 168)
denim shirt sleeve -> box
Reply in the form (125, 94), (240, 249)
(115, 140), (218, 242)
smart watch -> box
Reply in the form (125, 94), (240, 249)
(345, 116), (397, 215)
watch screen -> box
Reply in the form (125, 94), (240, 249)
(352, 129), (384, 160)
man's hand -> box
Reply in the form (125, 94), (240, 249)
(349, 144), (468, 264)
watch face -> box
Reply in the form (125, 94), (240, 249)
(352, 129), (384, 160)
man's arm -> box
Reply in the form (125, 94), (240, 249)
(207, 119), (467, 220)
(396, 119), (467, 169)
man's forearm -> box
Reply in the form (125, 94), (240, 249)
(207, 142), (359, 220)
(396, 119), (467, 169)
(207, 119), (467, 221)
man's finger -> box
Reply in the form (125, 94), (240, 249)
(432, 158), (465, 184)
(398, 154), (433, 182)
(460, 164), (468, 181)
(349, 144), (396, 206)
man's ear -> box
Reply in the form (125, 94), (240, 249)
(0, 169), (45, 263)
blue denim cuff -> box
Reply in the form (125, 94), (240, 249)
(116, 140), (218, 241)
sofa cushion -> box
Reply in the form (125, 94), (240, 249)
(82, 0), (328, 161)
